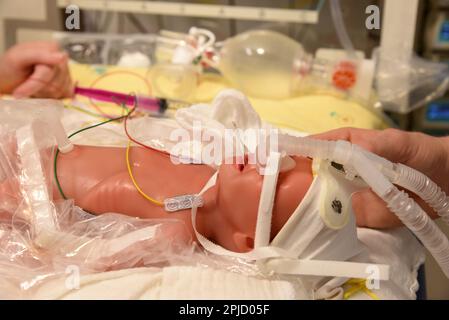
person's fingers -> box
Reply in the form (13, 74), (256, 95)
(311, 127), (378, 153)
(14, 48), (67, 69)
(59, 62), (75, 98)
(373, 128), (414, 165)
(12, 64), (56, 98)
(312, 128), (444, 228)
(34, 65), (66, 99)
(57, 72), (73, 98)
(312, 127), (414, 165)
(312, 127), (422, 229)
(33, 63), (73, 99)
(17, 41), (60, 51)
(311, 127), (355, 141)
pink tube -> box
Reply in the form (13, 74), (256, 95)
(74, 86), (166, 114)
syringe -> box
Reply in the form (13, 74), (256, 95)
(74, 86), (184, 115)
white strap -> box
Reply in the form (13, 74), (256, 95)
(265, 258), (390, 280)
(254, 152), (281, 248)
(191, 172), (295, 260)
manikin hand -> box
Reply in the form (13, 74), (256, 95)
(0, 41), (73, 99)
(313, 128), (449, 229)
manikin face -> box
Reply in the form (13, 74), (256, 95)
(200, 156), (313, 252)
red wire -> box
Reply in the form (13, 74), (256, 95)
(123, 101), (175, 159)
(85, 70), (153, 119)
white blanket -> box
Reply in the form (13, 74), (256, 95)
(32, 266), (296, 300)
(29, 226), (425, 300)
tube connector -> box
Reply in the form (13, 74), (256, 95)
(58, 141), (74, 154)
(42, 101), (74, 154)
(51, 117), (73, 154)
(351, 148), (393, 197)
(333, 140), (353, 165)
(18, 99), (74, 154)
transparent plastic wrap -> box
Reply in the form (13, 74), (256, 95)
(0, 123), (265, 298)
(374, 49), (449, 113)
(57, 34), (106, 64)
(54, 32), (155, 67)
(0, 205), (192, 299)
(0, 100), (291, 299)
(108, 36), (155, 67)
(0, 98), (73, 155)
(150, 28), (211, 100)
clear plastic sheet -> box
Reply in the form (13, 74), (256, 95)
(0, 100), (282, 299)
(55, 32), (155, 67)
(374, 49), (449, 113)
(0, 122), (185, 293)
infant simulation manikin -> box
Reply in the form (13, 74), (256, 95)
(54, 145), (314, 253)
(10, 90), (449, 299)
(0, 142), (373, 298)
(2, 139), (357, 256)
(0, 90), (390, 294)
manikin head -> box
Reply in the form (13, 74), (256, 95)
(197, 155), (313, 253)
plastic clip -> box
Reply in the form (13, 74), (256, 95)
(164, 194), (204, 212)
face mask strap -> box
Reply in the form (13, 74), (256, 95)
(265, 258), (390, 281)
(254, 152), (282, 248)
(190, 169), (292, 260)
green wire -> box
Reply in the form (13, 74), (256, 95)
(54, 114), (127, 199)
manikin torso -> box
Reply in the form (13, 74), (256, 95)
(55, 144), (314, 252)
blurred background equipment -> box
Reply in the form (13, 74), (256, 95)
(414, 0), (449, 135)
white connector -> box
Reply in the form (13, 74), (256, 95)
(47, 113), (74, 154)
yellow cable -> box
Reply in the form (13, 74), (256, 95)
(125, 140), (164, 206)
(362, 287), (380, 300)
(343, 278), (380, 300)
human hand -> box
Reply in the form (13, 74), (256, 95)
(312, 128), (449, 229)
(0, 41), (73, 99)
